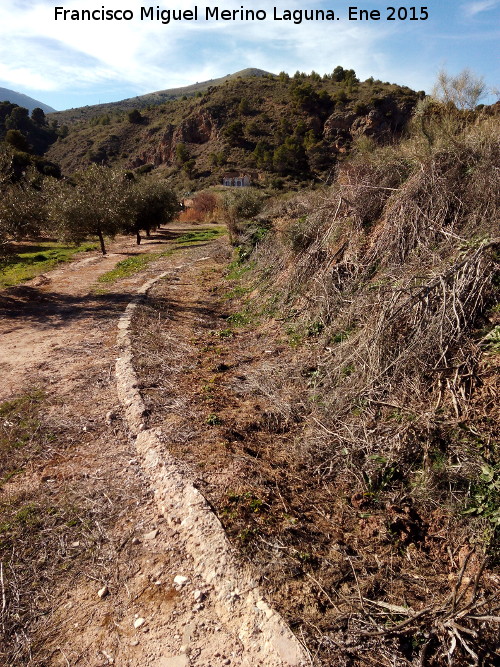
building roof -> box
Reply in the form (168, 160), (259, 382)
(222, 171), (256, 178)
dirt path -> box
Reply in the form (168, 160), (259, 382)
(0, 227), (307, 666)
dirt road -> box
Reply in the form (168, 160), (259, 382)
(0, 227), (307, 666)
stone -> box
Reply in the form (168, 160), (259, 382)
(98, 585), (109, 599)
(173, 575), (189, 587)
(144, 529), (159, 540)
(133, 617), (146, 629)
(157, 656), (190, 667)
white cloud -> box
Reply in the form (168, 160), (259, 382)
(463, 0), (500, 17)
(0, 0), (394, 99)
(1, 0), (495, 108)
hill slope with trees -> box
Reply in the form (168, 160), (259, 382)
(45, 68), (422, 187)
(48, 67), (272, 124)
(0, 87), (56, 114)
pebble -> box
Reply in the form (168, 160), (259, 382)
(173, 575), (189, 587)
(97, 585), (109, 599)
(193, 589), (204, 601)
(133, 617), (146, 629)
(101, 650), (114, 664)
(144, 528), (159, 540)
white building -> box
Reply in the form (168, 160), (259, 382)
(222, 171), (254, 187)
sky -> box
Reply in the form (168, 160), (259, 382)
(0, 0), (498, 111)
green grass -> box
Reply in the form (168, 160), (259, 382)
(97, 253), (158, 283)
(97, 228), (224, 284)
(226, 259), (256, 280)
(176, 227), (225, 245)
(0, 241), (98, 288)
(226, 311), (251, 326)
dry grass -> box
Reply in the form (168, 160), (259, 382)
(127, 108), (499, 665)
(0, 381), (145, 665)
(224, 108), (500, 664)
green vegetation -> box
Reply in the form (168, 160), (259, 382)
(97, 253), (158, 283)
(0, 241), (97, 287)
(95, 227), (224, 283)
(176, 227), (225, 244)
(42, 66), (423, 189)
(206, 413), (222, 426)
(0, 101), (58, 155)
(0, 149), (179, 257)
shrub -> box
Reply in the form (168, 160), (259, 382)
(5, 129), (30, 152)
(432, 68), (487, 110)
(219, 189), (265, 244)
(176, 142), (190, 165)
(127, 109), (143, 123)
(224, 120), (244, 146)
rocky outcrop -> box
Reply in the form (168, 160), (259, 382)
(130, 111), (218, 168)
(323, 97), (415, 153)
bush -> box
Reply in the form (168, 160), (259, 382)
(432, 68), (487, 110)
(128, 109), (143, 124)
(224, 120), (245, 146)
(136, 163), (154, 175)
(124, 178), (179, 241)
(176, 142), (190, 165)
(219, 189), (265, 244)
(5, 129), (30, 152)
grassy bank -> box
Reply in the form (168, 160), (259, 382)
(0, 241), (97, 288)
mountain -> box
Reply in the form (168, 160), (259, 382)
(0, 87), (56, 114)
(49, 68), (273, 124)
(45, 70), (421, 186)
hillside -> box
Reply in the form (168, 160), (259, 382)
(46, 69), (421, 186)
(130, 105), (500, 665)
(0, 87), (55, 113)
(48, 67), (272, 124)
(0, 67), (499, 665)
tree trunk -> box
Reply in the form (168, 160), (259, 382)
(97, 229), (106, 255)
(136, 229), (142, 245)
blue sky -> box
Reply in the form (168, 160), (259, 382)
(0, 1), (498, 110)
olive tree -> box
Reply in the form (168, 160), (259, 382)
(123, 177), (179, 244)
(47, 164), (127, 254)
(0, 147), (47, 256)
